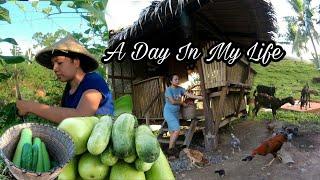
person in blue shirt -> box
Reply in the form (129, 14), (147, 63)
(164, 74), (203, 155)
(16, 36), (114, 123)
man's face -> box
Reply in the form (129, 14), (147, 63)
(51, 56), (80, 82)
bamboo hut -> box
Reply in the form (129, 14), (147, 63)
(107, 0), (276, 150)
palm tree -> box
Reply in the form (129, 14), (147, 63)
(284, 0), (320, 68)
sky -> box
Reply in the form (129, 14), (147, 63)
(0, 0), (319, 60)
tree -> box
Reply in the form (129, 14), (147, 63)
(284, 0), (320, 68)
(32, 29), (69, 49)
(10, 45), (22, 56)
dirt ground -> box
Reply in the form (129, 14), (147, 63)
(174, 120), (320, 180)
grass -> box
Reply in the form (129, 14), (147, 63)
(251, 59), (320, 130)
(252, 59), (320, 100)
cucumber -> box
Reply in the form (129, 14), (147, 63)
(135, 125), (160, 163)
(112, 113), (137, 158)
(87, 115), (113, 155)
(41, 142), (50, 171)
(123, 153), (136, 163)
(32, 144), (39, 172)
(20, 143), (33, 170)
(50, 160), (59, 169)
(12, 128), (32, 167)
(33, 137), (43, 172)
(100, 145), (118, 166)
(134, 158), (153, 172)
(145, 149), (175, 180)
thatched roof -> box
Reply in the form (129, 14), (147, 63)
(108, 0), (277, 49)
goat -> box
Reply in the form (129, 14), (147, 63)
(300, 84), (311, 110)
(253, 93), (295, 120)
(254, 85), (276, 97)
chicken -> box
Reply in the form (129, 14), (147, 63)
(242, 132), (290, 168)
(215, 169), (225, 177)
(182, 148), (208, 167)
(265, 120), (276, 132)
(230, 133), (241, 154)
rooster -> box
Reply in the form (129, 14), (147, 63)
(242, 132), (291, 168)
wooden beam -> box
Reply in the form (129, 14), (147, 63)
(213, 86), (228, 149)
(209, 88), (249, 98)
(197, 59), (216, 151)
(235, 87), (245, 117)
(108, 75), (134, 80)
(183, 119), (199, 147)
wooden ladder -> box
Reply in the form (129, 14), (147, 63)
(157, 118), (203, 147)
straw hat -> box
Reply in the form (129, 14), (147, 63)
(35, 35), (98, 72)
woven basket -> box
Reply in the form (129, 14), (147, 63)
(181, 104), (196, 120)
(0, 123), (75, 180)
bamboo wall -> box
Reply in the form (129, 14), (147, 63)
(201, 41), (226, 89)
(132, 76), (165, 119)
(226, 57), (255, 87)
(210, 93), (246, 120)
(201, 41), (255, 89)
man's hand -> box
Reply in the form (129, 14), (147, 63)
(16, 100), (31, 116)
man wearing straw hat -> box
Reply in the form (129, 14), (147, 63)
(16, 36), (114, 123)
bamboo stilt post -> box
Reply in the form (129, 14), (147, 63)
(213, 86), (228, 149)
(197, 59), (216, 151)
(235, 87), (245, 117)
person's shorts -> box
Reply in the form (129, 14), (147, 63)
(163, 108), (180, 131)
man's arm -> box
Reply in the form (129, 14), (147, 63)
(17, 89), (102, 123)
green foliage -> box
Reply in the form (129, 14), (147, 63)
(252, 60), (320, 100)
(0, 5), (10, 23)
(0, 38), (17, 45)
(284, 0), (320, 68)
(42, 6), (53, 15)
(0, 62), (64, 105)
(0, 55), (25, 64)
(0, 159), (9, 180)
(32, 29), (69, 49)
(114, 95), (133, 117)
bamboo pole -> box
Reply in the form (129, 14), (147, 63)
(197, 54), (216, 151)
